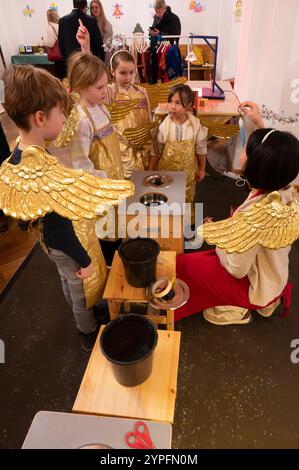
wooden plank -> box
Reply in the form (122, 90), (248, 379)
(103, 251), (176, 302)
(73, 328), (181, 424)
(0, 220), (38, 294)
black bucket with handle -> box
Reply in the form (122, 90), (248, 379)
(119, 238), (160, 288)
(100, 314), (158, 387)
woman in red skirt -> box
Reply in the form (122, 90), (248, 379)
(175, 102), (299, 325)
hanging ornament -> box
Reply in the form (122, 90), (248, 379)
(23, 5), (35, 17)
(49, 3), (58, 11)
(112, 3), (124, 19)
(189, 1), (205, 14)
(262, 105), (299, 126)
(235, 0), (242, 22)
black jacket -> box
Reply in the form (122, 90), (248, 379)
(58, 9), (104, 61)
(152, 6), (181, 38)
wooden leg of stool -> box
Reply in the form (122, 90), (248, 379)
(166, 310), (174, 330)
(108, 300), (121, 321)
(124, 302), (130, 313)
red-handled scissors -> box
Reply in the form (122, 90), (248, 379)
(125, 421), (155, 449)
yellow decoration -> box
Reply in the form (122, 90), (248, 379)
(142, 77), (187, 110)
(200, 190), (299, 253)
(0, 145), (134, 221)
(192, 45), (204, 66)
(54, 104), (80, 148)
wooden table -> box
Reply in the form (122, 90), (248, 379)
(73, 327), (181, 424)
(103, 251), (176, 330)
(155, 80), (239, 123)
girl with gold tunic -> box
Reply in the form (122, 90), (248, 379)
(53, 51), (124, 181)
(149, 84), (208, 218)
(107, 50), (153, 178)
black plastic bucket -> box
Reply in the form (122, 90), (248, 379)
(119, 238), (160, 288)
(100, 314), (158, 387)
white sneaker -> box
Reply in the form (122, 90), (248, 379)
(256, 299), (281, 318)
(203, 305), (252, 325)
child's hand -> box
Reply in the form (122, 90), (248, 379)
(239, 101), (265, 129)
(203, 216), (214, 224)
(76, 19), (91, 53)
(76, 262), (94, 280)
(197, 169), (205, 181)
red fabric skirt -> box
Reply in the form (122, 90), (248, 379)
(175, 249), (292, 322)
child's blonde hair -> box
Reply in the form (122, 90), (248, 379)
(67, 51), (108, 92)
(47, 9), (59, 24)
(2, 65), (68, 131)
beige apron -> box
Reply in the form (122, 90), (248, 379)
(158, 116), (197, 204)
(82, 104), (124, 180)
(113, 84), (152, 177)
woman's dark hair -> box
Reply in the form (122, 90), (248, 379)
(242, 128), (299, 191)
(73, 0), (87, 10)
(168, 84), (196, 115)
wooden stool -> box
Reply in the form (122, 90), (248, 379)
(73, 326), (181, 424)
(103, 251), (176, 330)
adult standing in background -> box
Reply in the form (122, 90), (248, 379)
(149, 0), (182, 83)
(43, 9), (65, 79)
(149, 0), (181, 42)
(90, 0), (113, 65)
(58, 0), (104, 62)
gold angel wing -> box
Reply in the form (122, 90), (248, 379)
(199, 117), (240, 139)
(54, 103), (81, 148)
(122, 121), (158, 148)
(199, 190), (299, 253)
(106, 99), (141, 123)
(143, 77), (188, 109)
(0, 146), (134, 221)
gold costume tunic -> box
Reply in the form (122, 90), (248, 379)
(108, 83), (152, 178)
(157, 115), (197, 204)
(81, 104), (124, 180)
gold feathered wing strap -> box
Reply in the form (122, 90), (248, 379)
(106, 99), (141, 123)
(0, 146), (134, 221)
(199, 191), (299, 253)
(54, 103), (81, 148)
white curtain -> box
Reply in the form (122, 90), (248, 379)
(232, 0), (299, 182)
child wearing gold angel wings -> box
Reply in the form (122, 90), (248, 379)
(175, 101), (299, 325)
(0, 65), (133, 351)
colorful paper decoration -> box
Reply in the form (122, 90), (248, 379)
(262, 105), (299, 126)
(113, 3), (124, 19)
(189, 1), (205, 14)
(235, 0), (242, 22)
(49, 3), (58, 11)
(23, 5), (35, 17)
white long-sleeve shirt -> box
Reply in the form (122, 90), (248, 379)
(156, 113), (208, 156)
(50, 103), (108, 178)
(43, 22), (58, 48)
(216, 186), (294, 306)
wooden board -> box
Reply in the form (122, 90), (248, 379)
(73, 328), (181, 424)
(103, 251), (176, 302)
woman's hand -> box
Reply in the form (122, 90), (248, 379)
(76, 262), (94, 280)
(239, 100), (265, 129)
(76, 19), (91, 54)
